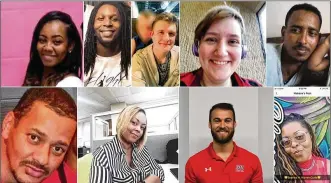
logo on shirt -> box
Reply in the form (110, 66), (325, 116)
(236, 165), (244, 172)
(205, 167), (212, 172)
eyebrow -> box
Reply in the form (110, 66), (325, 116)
(31, 128), (47, 137)
(97, 13), (118, 18)
(31, 128), (69, 147)
(290, 25), (319, 32)
(282, 130), (306, 138)
(132, 117), (147, 126)
(51, 140), (69, 147)
(213, 117), (232, 120)
(39, 35), (64, 39)
(205, 32), (240, 38)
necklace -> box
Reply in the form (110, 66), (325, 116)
(301, 158), (315, 172)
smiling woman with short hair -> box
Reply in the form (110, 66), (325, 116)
(180, 5), (261, 87)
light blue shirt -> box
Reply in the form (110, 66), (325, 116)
(266, 43), (305, 86)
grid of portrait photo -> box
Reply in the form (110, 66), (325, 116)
(0, 1), (330, 183)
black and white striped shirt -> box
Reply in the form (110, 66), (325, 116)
(89, 135), (165, 183)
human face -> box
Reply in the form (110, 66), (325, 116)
(3, 101), (76, 183)
(199, 18), (242, 84)
(37, 20), (72, 68)
(151, 20), (177, 53)
(282, 10), (320, 62)
(94, 4), (121, 47)
(122, 112), (147, 144)
(281, 122), (313, 163)
(137, 15), (155, 42)
(209, 109), (236, 144)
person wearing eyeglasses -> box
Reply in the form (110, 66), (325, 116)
(275, 113), (330, 183)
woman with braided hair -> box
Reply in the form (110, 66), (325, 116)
(275, 113), (330, 183)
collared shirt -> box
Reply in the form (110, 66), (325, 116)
(180, 68), (261, 87)
(90, 135), (165, 183)
(132, 44), (180, 86)
(185, 142), (263, 183)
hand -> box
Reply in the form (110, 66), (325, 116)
(307, 34), (330, 72)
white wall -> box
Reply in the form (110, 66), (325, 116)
(110, 102), (127, 135)
(267, 1), (330, 38)
(78, 120), (91, 148)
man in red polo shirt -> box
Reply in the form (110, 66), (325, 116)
(185, 103), (263, 183)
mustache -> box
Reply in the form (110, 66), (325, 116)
(293, 43), (310, 52)
(19, 159), (50, 175)
(215, 127), (229, 132)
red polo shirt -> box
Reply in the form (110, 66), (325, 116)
(185, 142), (263, 183)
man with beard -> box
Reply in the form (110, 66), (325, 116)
(84, 2), (131, 87)
(185, 103), (263, 183)
(266, 3), (330, 86)
(1, 88), (77, 183)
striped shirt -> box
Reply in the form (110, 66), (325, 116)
(89, 135), (165, 183)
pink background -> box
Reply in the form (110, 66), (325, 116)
(1, 2), (83, 86)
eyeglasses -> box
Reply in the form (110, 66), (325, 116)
(280, 131), (309, 148)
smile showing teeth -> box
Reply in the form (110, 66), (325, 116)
(211, 60), (229, 65)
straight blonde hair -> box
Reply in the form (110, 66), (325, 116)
(116, 105), (147, 150)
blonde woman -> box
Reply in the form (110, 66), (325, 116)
(90, 106), (164, 183)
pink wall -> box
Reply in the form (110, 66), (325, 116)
(1, 2), (83, 86)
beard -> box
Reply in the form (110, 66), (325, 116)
(211, 127), (235, 144)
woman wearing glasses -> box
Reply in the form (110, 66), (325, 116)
(275, 113), (330, 183)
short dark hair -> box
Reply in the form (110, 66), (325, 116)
(285, 3), (322, 29)
(13, 88), (77, 126)
(209, 103), (236, 122)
